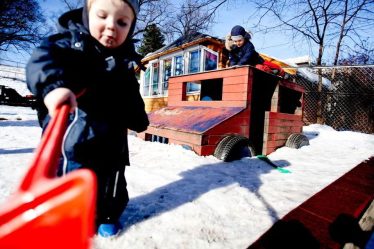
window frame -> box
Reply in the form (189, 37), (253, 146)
(160, 57), (172, 96)
(202, 47), (219, 72)
(141, 45), (219, 98)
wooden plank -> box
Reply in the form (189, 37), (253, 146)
(171, 101), (247, 108)
(263, 133), (289, 142)
(267, 112), (303, 121)
(145, 126), (202, 145)
(206, 135), (225, 146)
(168, 95), (183, 104)
(208, 124), (249, 137)
(358, 200), (374, 232)
(265, 125), (303, 134)
(222, 83), (249, 93)
(200, 145), (216, 156)
(267, 119), (305, 128)
(222, 75), (249, 85)
(167, 88), (182, 96)
(249, 157), (374, 249)
(169, 66), (251, 82)
(280, 80), (305, 93)
(222, 92), (248, 101)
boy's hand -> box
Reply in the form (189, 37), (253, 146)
(44, 87), (77, 117)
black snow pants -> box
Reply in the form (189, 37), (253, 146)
(94, 166), (129, 225)
(56, 108), (129, 226)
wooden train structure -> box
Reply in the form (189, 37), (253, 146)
(138, 65), (309, 161)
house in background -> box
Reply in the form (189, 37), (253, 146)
(139, 32), (227, 112)
(139, 32), (298, 113)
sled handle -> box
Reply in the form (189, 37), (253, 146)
(19, 104), (71, 191)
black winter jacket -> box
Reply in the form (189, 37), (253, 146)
(26, 9), (149, 170)
(229, 40), (264, 66)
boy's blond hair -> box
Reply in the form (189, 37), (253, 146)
(86, 0), (95, 10)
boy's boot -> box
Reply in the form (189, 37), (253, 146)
(98, 223), (122, 237)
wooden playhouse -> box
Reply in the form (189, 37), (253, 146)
(137, 64), (308, 161)
(138, 32), (298, 114)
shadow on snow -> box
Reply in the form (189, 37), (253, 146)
(120, 157), (290, 232)
(0, 120), (39, 127)
(0, 148), (35, 155)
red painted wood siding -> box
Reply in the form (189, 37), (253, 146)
(262, 111), (304, 154)
(167, 66), (252, 108)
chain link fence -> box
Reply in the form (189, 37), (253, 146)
(1, 58), (373, 134)
(286, 65), (374, 134)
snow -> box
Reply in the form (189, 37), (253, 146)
(1, 105), (374, 249)
(297, 67), (332, 89)
(267, 57), (332, 89)
(0, 65), (30, 96)
(284, 55), (311, 65)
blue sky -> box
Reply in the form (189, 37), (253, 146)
(2, 0), (349, 65)
(2, 0), (311, 65)
(208, 1), (312, 60)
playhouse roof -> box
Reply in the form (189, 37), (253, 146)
(142, 32), (224, 62)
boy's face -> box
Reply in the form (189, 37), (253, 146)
(234, 38), (245, 48)
(89, 0), (134, 48)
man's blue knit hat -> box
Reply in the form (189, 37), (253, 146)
(231, 25), (246, 41)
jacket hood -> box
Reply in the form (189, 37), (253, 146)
(57, 8), (88, 34)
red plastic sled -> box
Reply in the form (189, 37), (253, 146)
(0, 105), (97, 249)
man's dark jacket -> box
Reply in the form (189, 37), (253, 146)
(229, 40), (264, 66)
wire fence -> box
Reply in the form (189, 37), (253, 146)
(1, 58), (373, 134)
(0, 58), (26, 68)
(286, 65), (374, 134)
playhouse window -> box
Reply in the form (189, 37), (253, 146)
(162, 58), (172, 95)
(151, 62), (160, 96)
(143, 67), (151, 96)
(141, 46), (218, 98)
(145, 133), (169, 144)
(186, 82), (201, 93)
(188, 49), (201, 73)
(200, 78), (223, 100)
(204, 49), (218, 71)
(174, 55), (183, 76)
(279, 86), (302, 114)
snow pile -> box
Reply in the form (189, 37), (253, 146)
(297, 68), (332, 89)
(0, 64), (30, 96)
(284, 55), (311, 65)
(1, 106), (373, 249)
(282, 57), (332, 89)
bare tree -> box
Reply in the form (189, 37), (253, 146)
(339, 39), (374, 65)
(170, 0), (212, 37)
(60, 0), (84, 10)
(249, 0), (374, 65)
(250, 0), (338, 66)
(57, 0), (170, 39)
(245, 0), (373, 123)
(332, 0), (374, 65)
(0, 0), (46, 54)
(166, 0), (227, 39)
(249, 0), (338, 124)
(56, 0), (226, 42)
(135, 0), (170, 37)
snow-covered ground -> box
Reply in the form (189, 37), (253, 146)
(1, 105), (373, 248)
(0, 65), (30, 96)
